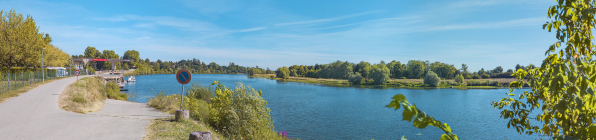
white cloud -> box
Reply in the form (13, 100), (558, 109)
(274, 10), (383, 27)
(239, 27), (266, 32)
(424, 17), (545, 31)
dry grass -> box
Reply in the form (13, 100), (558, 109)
(148, 94), (181, 114)
(58, 76), (107, 114)
(143, 117), (221, 140)
(253, 74), (349, 85)
(0, 77), (67, 104)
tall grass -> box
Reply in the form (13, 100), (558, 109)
(59, 76), (129, 113)
(59, 76), (106, 113)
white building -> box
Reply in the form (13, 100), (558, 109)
(46, 67), (68, 77)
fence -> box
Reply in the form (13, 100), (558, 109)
(0, 69), (92, 94)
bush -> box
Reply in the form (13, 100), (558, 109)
(465, 80), (501, 86)
(186, 97), (209, 122)
(348, 72), (363, 85)
(276, 66), (290, 79)
(209, 81), (280, 139)
(187, 83), (213, 102)
(455, 74), (464, 85)
(481, 73), (490, 78)
(424, 71), (440, 87)
(104, 82), (127, 100)
(370, 65), (390, 85)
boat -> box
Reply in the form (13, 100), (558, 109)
(128, 76), (136, 82)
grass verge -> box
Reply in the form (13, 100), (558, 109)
(143, 117), (221, 140)
(59, 76), (128, 113)
(0, 77), (70, 104)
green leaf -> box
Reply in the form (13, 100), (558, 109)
(440, 134), (452, 140)
(393, 94), (407, 101)
(402, 106), (416, 122)
(588, 124), (596, 137)
(401, 136), (407, 140)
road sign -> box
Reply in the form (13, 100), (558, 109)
(74, 70), (80, 76)
(176, 69), (191, 84)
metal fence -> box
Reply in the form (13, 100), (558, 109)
(0, 70), (91, 94)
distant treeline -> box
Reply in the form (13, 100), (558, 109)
(275, 60), (535, 81)
(72, 47), (266, 75)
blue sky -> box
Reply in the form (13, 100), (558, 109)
(1, 0), (555, 71)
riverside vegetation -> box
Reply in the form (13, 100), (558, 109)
(146, 82), (293, 140)
(257, 60), (532, 88)
(58, 76), (127, 113)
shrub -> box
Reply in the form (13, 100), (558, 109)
(455, 74), (464, 85)
(481, 73), (490, 79)
(208, 81), (280, 139)
(424, 71), (440, 87)
(186, 97), (209, 122)
(275, 66), (290, 79)
(348, 72), (363, 85)
(104, 82), (127, 100)
(370, 65), (390, 85)
(187, 83), (213, 102)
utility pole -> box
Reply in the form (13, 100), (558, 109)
(42, 48), (45, 82)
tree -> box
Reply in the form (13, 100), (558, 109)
(356, 61), (372, 78)
(123, 50), (140, 62)
(348, 72), (363, 85)
(455, 74), (464, 85)
(493, 66), (503, 73)
(423, 71), (440, 87)
(492, 0), (596, 139)
(406, 60), (425, 79)
(461, 64), (469, 78)
(276, 66), (290, 79)
(0, 10), (51, 68)
(370, 64), (390, 85)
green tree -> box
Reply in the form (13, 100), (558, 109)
(461, 64), (469, 78)
(370, 64), (390, 85)
(84, 46), (98, 58)
(492, 0), (596, 139)
(348, 72), (363, 85)
(493, 66), (504, 73)
(276, 66), (290, 79)
(0, 10), (51, 68)
(407, 60), (425, 79)
(455, 74), (464, 85)
(123, 50), (140, 62)
(356, 61), (372, 78)
(423, 71), (440, 87)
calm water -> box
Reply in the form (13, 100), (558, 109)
(124, 74), (546, 139)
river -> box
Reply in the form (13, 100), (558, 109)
(123, 74), (546, 139)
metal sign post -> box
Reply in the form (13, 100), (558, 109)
(175, 69), (192, 121)
(75, 70), (80, 96)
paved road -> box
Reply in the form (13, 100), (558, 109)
(0, 76), (170, 140)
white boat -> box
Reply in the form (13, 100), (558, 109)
(128, 76), (136, 82)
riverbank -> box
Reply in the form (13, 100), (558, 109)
(252, 74), (520, 89)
